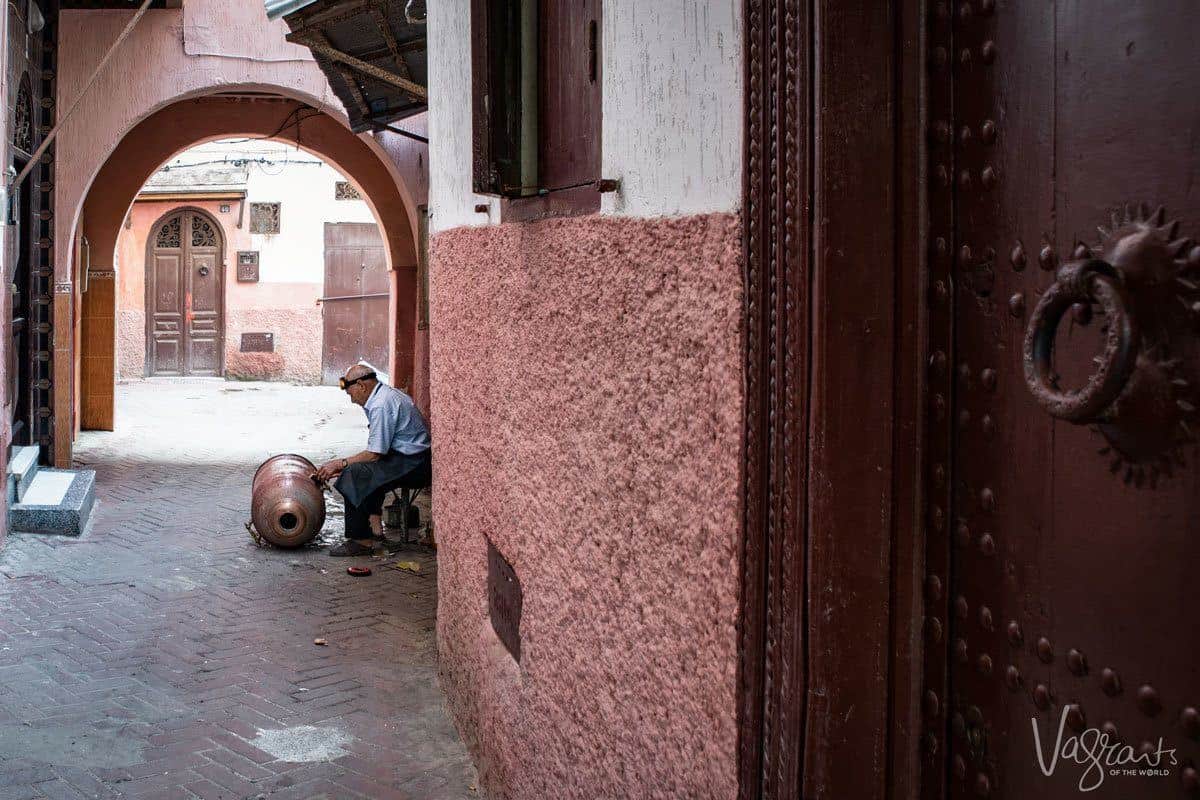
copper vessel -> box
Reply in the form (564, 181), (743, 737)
(249, 454), (326, 548)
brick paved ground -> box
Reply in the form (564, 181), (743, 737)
(0, 380), (476, 800)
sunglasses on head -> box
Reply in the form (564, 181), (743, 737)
(339, 371), (376, 391)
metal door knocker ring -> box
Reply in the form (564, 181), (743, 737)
(198, 266), (210, 277)
(1023, 259), (1140, 422)
(1019, 205), (1200, 483)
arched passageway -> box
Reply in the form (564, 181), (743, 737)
(47, 2), (427, 464)
(81, 96), (415, 277)
(75, 95), (420, 438)
(0, 5), (468, 796)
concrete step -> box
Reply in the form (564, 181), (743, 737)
(6, 445), (40, 505)
(9, 468), (96, 536)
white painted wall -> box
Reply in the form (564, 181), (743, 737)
(427, 0), (743, 233)
(599, 2), (742, 218)
(242, 153), (376, 284)
(426, 0), (479, 234)
(158, 140), (376, 283)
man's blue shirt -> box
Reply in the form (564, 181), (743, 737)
(364, 382), (431, 456)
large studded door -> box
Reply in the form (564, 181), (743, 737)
(926, 3), (1200, 799)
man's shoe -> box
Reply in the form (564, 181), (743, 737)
(329, 539), (377, 557)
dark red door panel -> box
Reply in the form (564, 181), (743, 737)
(941, 4), (1200, 798)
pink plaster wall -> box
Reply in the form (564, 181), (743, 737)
(430, 212), (743, 799)
(224, 307), (321, 383)
(375, 115), (430, 416)
(115, 200), (321, 382)
(55, 2), (350, 277)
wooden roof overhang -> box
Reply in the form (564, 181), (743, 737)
(270, 0), (427, 134)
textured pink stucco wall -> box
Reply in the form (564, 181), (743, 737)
(431, 212), (743, 799)
(224, 307), (321, 383)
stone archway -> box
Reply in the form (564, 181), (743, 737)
(76, 95), (419, 437)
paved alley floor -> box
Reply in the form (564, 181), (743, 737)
(0, 380), (476, 800)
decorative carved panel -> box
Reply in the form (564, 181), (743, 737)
(155, 216), (181, 249)
(237, 251), (260, 282)
(12, 72), (31, 154)
(334, 181), (361, 200)
(191, 215), (218, 248)
(249, 202), (281, 234)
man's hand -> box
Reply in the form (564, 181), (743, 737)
(316, 459), (345, 483)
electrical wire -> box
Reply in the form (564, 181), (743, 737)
(157, 157), (326, 172)
(214, 107), (324, 149)
(154, 106), (340, 177)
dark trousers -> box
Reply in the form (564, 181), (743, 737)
(337, 450), (432, 539)
(344, 484), (391, 539)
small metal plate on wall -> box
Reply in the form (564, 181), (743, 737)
(237, 251), (260, 282)
(488, 537), (523, 662)
(240, 332), (274, 353)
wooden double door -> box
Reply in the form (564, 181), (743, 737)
(146, 210), (225, 377)
(743, 2), (1199, 798)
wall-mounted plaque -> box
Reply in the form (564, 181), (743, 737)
(240, 332), (274, 353)
(237, 251), (260, 282)
(334, 181), (362, 200)
(249, 202), (281, 234)
(488, 537), (523, 662)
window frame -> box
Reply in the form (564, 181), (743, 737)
(471, 0), (602, 220)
